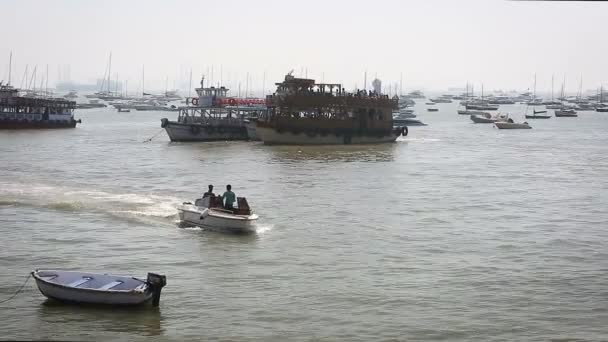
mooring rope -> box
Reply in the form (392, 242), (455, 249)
(0, 273), (32, 305)
(143, 128), (165, 143)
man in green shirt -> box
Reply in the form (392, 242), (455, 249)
(222, 184), (236, 211)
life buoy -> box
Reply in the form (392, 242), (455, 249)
(401, 126), (408, 137)
(191, 98), (199, 106)
(161, 118), (168, 128)
(191, 125), (201, 135)
(229, 98), (237, 106)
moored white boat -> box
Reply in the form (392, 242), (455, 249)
(32, 270), (166, 306)
(494, 119), (532, 129)
(178, 196), (258, 233)
(470, 112), (507, 123)
(555, 109), (578, 117)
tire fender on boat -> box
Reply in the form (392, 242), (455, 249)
(401, 126), (408, 137)
(161, 118), (168, 128)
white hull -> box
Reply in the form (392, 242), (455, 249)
(256, 126), (402, 145)
(494, 122), (532, 129)
(178, 204), (258, 233)
(162, 122), (248, 142)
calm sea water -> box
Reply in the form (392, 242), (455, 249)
(1, 101), (607, 341)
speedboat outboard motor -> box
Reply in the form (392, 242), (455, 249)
(146, 273), (167, 307)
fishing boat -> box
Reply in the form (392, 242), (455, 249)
(178, 195), (258, 233)
(32, 270), (166, 307)
(0, 83), (81, 129)
(256, 72), (407, 145)
(495, 119), (532, 129)
(470, 112), (508, 123)
(161, 76), (265, 142)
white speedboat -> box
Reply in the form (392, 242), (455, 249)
(494, 119), (531, 129)
(178, 196), (258, 233)
(470, 112), (507, 123)
(32, 270), (166, 307)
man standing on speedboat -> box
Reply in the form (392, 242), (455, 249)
(222, 185), (236, 211)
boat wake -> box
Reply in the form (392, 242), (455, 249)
(0, 182), (181, 226)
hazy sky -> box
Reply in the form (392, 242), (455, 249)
(1, 0), (606, 94)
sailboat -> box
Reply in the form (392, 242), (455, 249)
(555, 78), (577, 117)
(458, 82), (488, 115)
(596, 85), (608, 112)
(527, 73), (543, 106)
(525, 74), (550, 119)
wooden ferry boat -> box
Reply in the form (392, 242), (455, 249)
(256, 73), (407, 145)
(160, 77), (265, 142)
(0, 83), (80, 129)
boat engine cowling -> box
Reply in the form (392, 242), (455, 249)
(146, 273), (167, 307)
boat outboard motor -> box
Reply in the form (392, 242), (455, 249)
(146, 273), (167, 307)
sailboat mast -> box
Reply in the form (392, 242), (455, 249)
(551, 74), (554, 102)
(7, 51), (12, 86)
(141, 65), (145, 96)
(46, 64), (49, 98)
(399, 73), (403, 96)
(107, 52), (112, 93)
(188, 68), (192, 98)
(533, 73), (537, 102)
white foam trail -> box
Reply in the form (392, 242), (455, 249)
(0, 181), (181, 224)
(255, 224), (274, 234)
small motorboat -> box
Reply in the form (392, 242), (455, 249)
(427, 107), (439, 112)
(525, 109), (551, 119)
(555, 109), (578, 117)
(178, 195), (258, 233)
(470, 112), (507, 123)
(117, 107), (131, 113)
(458, 110), (488, 116)
(32, 270), (166, 307)
(495, 118), (532, 129)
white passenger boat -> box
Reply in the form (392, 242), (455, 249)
(32, 270), (166, 306)
(494, 119), (532, 129)
(178, 196), (258, 233)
